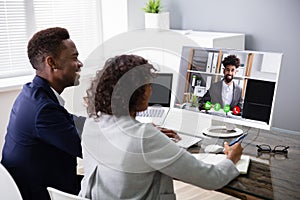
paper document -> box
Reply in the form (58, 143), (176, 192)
(192, 153), (250, 174)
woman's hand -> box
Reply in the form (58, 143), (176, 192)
(156, 126), (181, 142)
(223, 142), (243, 164)
(152, 123), (181, 142)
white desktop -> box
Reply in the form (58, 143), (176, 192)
(170, 46), (282, 138)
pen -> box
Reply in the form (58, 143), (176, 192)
(229, 132), (248, 146)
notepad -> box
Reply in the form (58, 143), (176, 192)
(192, 153), (250, 174)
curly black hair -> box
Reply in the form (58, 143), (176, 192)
(222, 54), (240, 69)
(27, 27), (70, 70)
(86, 54), (156, 118)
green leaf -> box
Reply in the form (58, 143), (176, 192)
(142, 0), (162, 13)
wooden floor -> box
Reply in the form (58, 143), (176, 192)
(174, 180), (240, 200)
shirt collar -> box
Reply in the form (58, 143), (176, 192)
(223, 80), (233, 90)
(50, 87), (65, 106)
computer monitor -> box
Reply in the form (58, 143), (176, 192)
(148, 73), (173, 107)
(176, 46), (283, 137)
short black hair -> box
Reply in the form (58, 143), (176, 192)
(27, 27), (70, 69)
(222, 54), (240, 69)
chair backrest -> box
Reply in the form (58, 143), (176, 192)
(0, 163), (23, 200)
(47, 187), (90, 200)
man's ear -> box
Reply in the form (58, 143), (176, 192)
(45, 56), (56, 70)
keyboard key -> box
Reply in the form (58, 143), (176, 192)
(137, 108), (165, 117)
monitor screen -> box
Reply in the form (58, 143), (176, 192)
(175, 46), (283, 130)
(148, 73), (173, 107)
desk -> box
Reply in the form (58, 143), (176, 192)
(187, 127), (300, 200)
(162, 108), (300, 199)
(77, 109), (300, 199)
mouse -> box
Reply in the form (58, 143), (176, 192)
(204, 144), (224, 154)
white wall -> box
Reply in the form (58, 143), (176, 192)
(102, 0), (128, 41)
(128, 0), (300, 133)
(0, 89), (21, 157)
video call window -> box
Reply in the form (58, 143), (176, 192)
(176, 46), (282, 130)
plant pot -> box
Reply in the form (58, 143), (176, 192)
(145, 12), (170, 30)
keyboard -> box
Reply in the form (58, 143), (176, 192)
(175, 133), (202, 149)
(137, 108), (165, 117)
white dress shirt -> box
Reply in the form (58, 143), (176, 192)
(222, 81), (233, 106)
(51, 87), (65, 107)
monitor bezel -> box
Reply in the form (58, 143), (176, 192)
(175, 46), (283, 130)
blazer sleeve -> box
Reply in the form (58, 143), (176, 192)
(35, 102), (82, 158)
(201, 90), (211, 104)
(159, 151), (239, 190)
(204, 81), (223, 106)
(237, 86), (243, 109)
(73, 115), (86, 139)
(141, 126), (239, 190)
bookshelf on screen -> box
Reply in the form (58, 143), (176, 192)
(176, 46), (282, 137)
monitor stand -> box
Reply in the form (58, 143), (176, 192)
(203, 124), (243, 138)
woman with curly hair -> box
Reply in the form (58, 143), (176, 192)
(79, 54), (243, 200)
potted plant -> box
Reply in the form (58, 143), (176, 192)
(143, 0), (169, 30)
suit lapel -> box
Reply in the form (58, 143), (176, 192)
(217, 81), (223, 105)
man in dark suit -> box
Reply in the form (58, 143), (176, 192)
(1, 27), (84, 200)
(200, 55), (243, 112)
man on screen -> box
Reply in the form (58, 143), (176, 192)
(200, 55), (243, 114)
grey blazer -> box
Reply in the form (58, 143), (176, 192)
(79, 115), (239, 200)
(202, 80), (243, 110)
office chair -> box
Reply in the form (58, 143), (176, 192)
(0, 163), (23, 200)
(47, 187), (90, 200)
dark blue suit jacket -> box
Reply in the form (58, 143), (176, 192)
(1, 76), (82, 200)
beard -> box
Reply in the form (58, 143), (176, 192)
(73, 73), (81, 86)
(224, 74), (233, 84)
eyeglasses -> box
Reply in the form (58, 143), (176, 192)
(257, 151), (289, 160)
(256, 144), (289, 153)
